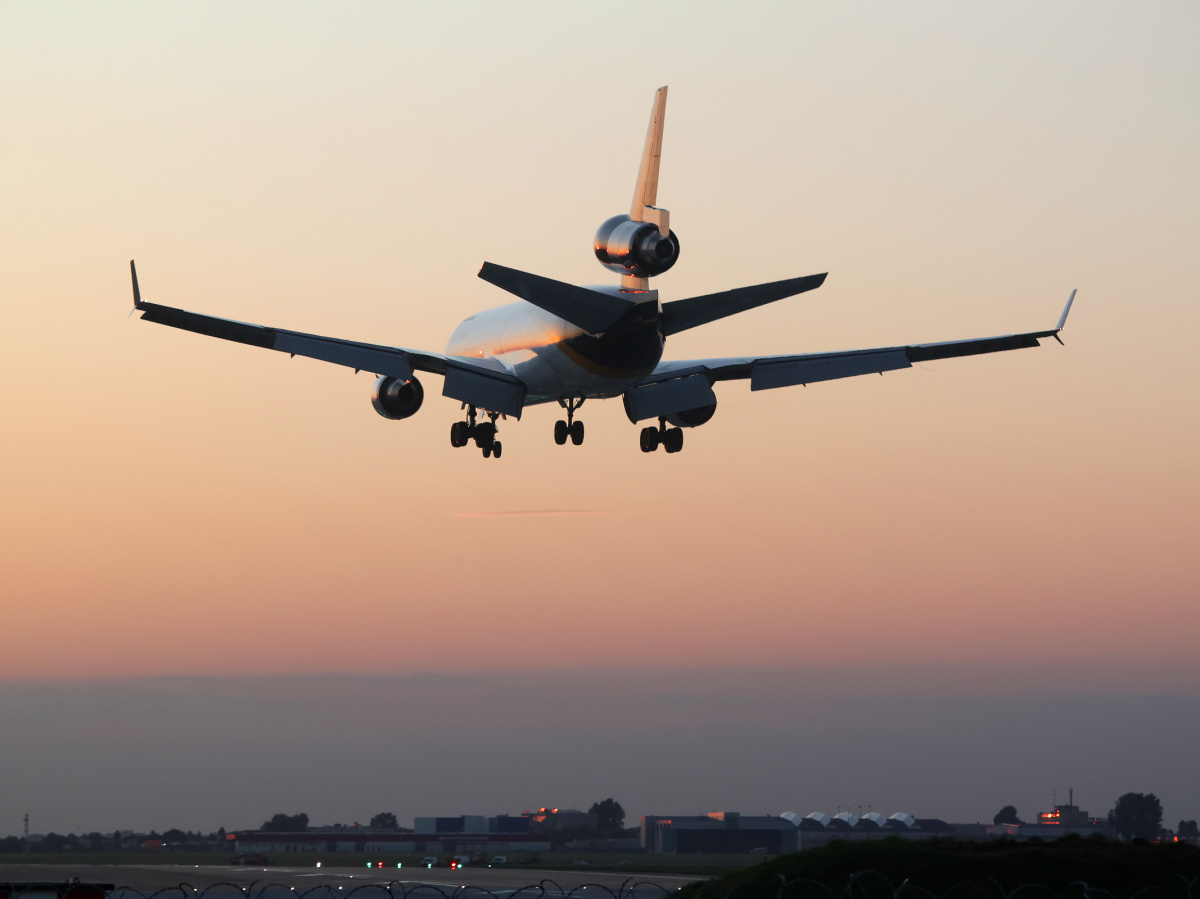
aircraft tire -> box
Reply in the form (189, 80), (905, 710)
(492, 441), (502, 459)
(482, 444), (492, 458)
(475, 422), (496, 449)
(554, 420), (568, 445)
(570, 421), (584, 445)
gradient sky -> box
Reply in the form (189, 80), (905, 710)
(1, 2), (1198, 835)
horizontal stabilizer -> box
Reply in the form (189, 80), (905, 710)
(478, 263), (637, 334)
(661, 272), (828, 336)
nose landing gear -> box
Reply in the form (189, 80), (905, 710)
(450, 405), (503, 459)
(554, 396), (585, 446)
(639, 417), (684, 453)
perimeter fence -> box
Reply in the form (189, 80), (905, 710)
(7, 873), (1200, 899)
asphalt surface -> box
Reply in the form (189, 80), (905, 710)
(0, 864), (697, 895)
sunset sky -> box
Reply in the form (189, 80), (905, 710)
(2, 2), (1198, 835)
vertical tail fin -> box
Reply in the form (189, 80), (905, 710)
(630, 86), (670, 237)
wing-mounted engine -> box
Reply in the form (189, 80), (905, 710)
(665, 402), (716, 428)
(371, 374), (424, 420)
(596, 85), (680, 288)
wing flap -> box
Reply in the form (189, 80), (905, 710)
(750, 350), (911, 391)
(274, 332), (415, 380)
(442, 365), (525, 418)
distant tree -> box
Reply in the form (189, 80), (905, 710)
(162, 828), (187, 843)
(1178, 820), (1200, 839)
(993, 806), (1023, 826)
(113, 830), (121, 851)
(1108, 793), (1163, 840)
(369, 813), (398, 830)
(0, 836), (22, 852)
(261, 813), (309, 833)
(217, 827), (226, 842)
(589, 799), (626, 836)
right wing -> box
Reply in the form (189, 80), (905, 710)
(623, 291), (1076, 422)
(130, 261), (527, 416)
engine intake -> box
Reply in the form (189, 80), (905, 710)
(371, 375), (424, 420)
(594, 214), (680, 278)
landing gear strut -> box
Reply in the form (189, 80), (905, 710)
(640, 417), (684, 453)
(554, 396), (585, 446)
(450, 405), (503, 459)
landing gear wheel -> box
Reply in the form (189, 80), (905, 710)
(570, 420), (584, 445)
(554, 420), (568, 445)
(664, 427), (684, 453)
(450, 420), (470, 447)
(474, 422), (496, 450)
(482, 444), (492, 458)
(640, 426), (660, 453)
(491, 441), (502, 459)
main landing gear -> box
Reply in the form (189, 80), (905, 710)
(640, 417), (684, 453)
(450, 405), (503, 459)
(554, 396), (585, 446)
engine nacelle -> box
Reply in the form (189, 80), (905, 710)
(665, 402), (716, 429)
(371, 375), (424, 420)
(594, 214), (680, 278)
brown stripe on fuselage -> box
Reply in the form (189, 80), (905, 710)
(554, 304), (663, 380)
(556, 340), (656, 380)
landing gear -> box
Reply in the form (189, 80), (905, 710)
(640, 418), (684, 454)
(449, 406), (504, 459)
(554, 396), (586, 446)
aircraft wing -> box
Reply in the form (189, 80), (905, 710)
(622, 291), (1075, 422)
(129, 261), (527, 416)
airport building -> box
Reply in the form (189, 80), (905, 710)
(232, 830), (550, 854)
(641, 812), (954, 853)
(413, 815), (531, 835)
(986, 795), (1114, 840)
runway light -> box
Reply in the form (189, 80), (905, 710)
(317, 862), (322, 868)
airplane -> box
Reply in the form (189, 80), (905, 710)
(131, 86), (1075, 459)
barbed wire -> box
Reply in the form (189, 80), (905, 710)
(5, 873), (1199, 899)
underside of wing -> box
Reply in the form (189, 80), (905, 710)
(131, 263), (527, 417)
(622, 292), (1076, 422)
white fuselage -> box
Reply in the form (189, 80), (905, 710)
(445, 293), (664, 405)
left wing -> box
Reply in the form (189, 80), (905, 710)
(129, 261), (527, 416)
(622, 291), (1076, 422)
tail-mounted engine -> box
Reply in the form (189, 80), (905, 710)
(371, 375), (424, 420)
(594, 215), (680, 278)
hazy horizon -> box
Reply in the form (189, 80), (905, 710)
(4, 669), (1198, 837)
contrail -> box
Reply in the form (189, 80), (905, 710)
(452, 509), (616, 518)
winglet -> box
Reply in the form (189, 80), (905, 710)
(1052, 289), (1076, 344)
(130, 259), (144, 309)
(1056, 289), (1076, 331)
(631, 86), (670, 237)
